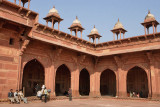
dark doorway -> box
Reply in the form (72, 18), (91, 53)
(100, 69), (116, 96)
(22, 59), (44, 97)
(55, 64), (71, 96)
(79, 69), (90, 96)
(127, 66), (149, 98)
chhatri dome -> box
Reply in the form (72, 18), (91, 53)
(144, 10), (155, 22)
(47, 6), (60, 18)
(49, 6), (58, 14)
(68, 16), (84, 38)
(72, 16), (81, 24)
(113, 18), (124, 30)
(69, 16), (83, 28)
(43, 6), (63, 30)
(90, 25), (99, 35)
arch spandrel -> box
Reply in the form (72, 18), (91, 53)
(22, 54), (51, 70)
(100, 66), (117, 76)
(79, 68), (91, 76)
(54, 61), (73, 73)
(124, 63), (149, 76)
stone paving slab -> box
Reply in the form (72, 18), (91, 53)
(0, 99), (160, 107)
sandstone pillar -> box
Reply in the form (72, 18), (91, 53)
(71, 62), (80, 97)
(48, 64), (55, 97)
(114, 56), (127, 97)
(147, 52), (158, 98)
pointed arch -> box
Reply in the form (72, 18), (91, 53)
(55, 64), (71, 96)
(79, 68), (90, 96)
(127, 66), (149, 98)
(100, 69), (116, 96)
(22, 59), (45, 97)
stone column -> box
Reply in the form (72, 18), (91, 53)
(81, 31), (82, 39)
(152, 23), (155, 34)
(71, 58), (80, 97)
(28, 0), (30, 9)
(123, 33), (125, 39)
(45, 68), (49, 89)
(113, 33), (115, 41)
(48, 64), (56, 97)
(120, 30), (122, 40)
(147, 28), (149, 34)
(71, 66), (80, 97)
(155, 26), (157, 33)
(76, 29), (78, 37)
(19, 0), (21, 6)
(89, 72), (96, 97)
(147, 52), (157, 98)
(144, 25), (147, 36)
(58, 22), (60, 31)
(52, 18), (54, 29)
(114, 56), (127, 98)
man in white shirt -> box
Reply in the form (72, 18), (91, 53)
(18, 90), (28, 103)
(14, 90), (20, 104)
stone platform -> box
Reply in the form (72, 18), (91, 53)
(0, 98), (160, 107)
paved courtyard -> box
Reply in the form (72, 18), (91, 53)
(0, 99), (160, 107)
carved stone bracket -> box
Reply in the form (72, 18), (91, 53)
(93, 56), (99, 68)
(0, 21), (6, 28)
(19, 39), (30, 56)
(53, 47), (63, 60)
(146, 51), (154, 66)
(78, 54), (86, 64)
(114, 55), (123, 69)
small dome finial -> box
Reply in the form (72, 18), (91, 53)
(118, 18), (119, 22)
(94, 25), (95, 28)
(53, 6), (55, 8)
(76, 16), (78, 19)
(148, 10), (150, 14)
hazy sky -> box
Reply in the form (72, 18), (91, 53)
(8, 0), (160, 43)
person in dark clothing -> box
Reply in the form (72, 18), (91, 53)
(35, 84), (41, 95)
(8, 89), (15, 103)
(68, 88), (72, 101)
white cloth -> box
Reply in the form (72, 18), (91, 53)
(37, 91), (42, 97)
(42, 85), (45, 89)
(14, 92), (19, 103)
(8, 97), (15, 103)
(18, 91), (27, 103)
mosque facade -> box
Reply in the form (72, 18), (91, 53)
(0, 0), (160, 99)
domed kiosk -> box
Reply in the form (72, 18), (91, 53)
(44, 6), (63, 30)
(88, 25), (102, 44)
(68, 16), (85, 38)
(111, 18), (127, 40)
(141, 10), (159, 35)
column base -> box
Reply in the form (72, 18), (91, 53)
(72, 90), (79, 97)
(117, 92), (127, 98)
(151, 93), (160, 99)
(89, 91), (101, 97)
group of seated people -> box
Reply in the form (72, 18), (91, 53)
(129, 91), (143, 98)
(8, 89), (27, 104)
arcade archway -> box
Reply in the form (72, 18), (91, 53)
(100, 69), (116, 96)
(22, 59), (45, 97)
(55, 64), (71, 96)
(127, 66), (149, 98)
(79, 69), (90, 96)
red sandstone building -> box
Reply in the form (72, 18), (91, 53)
(0, 0), (160, 99)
